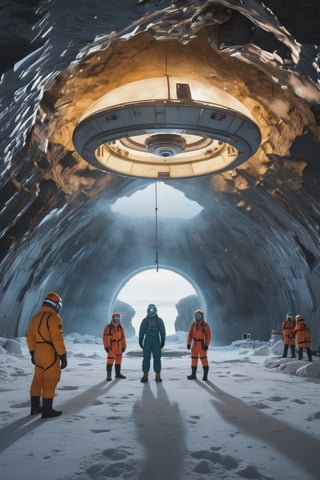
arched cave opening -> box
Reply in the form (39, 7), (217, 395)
(111, 267), (206, 337)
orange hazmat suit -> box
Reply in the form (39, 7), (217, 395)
(27, 305), (67, 398)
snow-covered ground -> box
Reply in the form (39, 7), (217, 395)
(1, 333), (320, 480)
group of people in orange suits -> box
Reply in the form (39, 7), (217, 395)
(27, 292), (313, 422)
(103, 305), (211, 383)
(26, 295), (211, 420)
(103, 303), (167, 383)
(281, 313), (313, 361)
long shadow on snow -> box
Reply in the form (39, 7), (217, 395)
(197, 379), (320, 479)
(0, 380), (114, 453)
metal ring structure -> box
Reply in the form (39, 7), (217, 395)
(73, 77), (261, 179)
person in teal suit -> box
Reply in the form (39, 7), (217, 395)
(139, 304), (166, 383)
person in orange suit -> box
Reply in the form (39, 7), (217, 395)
(103, 312), (127, 381)
(294, 314), (312, 361)
(187, 309), (211, 381)
(26, 292), (67, 419)
(281, 313), (296, 358)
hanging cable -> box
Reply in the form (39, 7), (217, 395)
(154, 181), (159, 272)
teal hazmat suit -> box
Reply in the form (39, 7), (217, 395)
(139, 305), (166, 374)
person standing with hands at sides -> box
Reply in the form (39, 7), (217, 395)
(139, 304), (166, 383)
(187, 309), (211, 381)
(281, 313), (296, 358)
(26, 292), (67, 419)
(294, 314), (312, 361)
(103, 312), (127, 381)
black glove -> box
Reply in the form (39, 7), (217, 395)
(160, 342), (165, 349)
(122, 348), (126, 353)
(187, 345), (191, 350)
(105, 347), (109, 353)
(30, 351), (35, 364)
(203, 345), (208, 351)
(60, 353), (67, 369)
(139, 338), (144, 349)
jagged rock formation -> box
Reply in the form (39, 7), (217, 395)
(175, 295), (201, 332)
(0, 1), (320, 346)
(114, 300), (136, 339)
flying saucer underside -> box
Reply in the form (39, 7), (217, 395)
(73, 78), (261, 179)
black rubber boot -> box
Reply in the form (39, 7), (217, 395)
(115, 364), (126, 379)
(106, 364), (112, 381)
(41, 398), (62, 419)
(202, 366), (209, 381)
(187, 367), (197, 380)
(30, 396), (42, 415)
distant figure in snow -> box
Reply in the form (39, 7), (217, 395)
(187, 309), (211, 381)
(26, 292), (67, 419)
(103, 312), (127, 381)
(281, 313), (296, 358)
(294, 314), (312, 361)
(139, 304), (166, 383)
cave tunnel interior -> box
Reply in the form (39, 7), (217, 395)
(1, 1), (320, 348)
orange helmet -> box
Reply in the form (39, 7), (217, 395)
(43, 292), (62, 313)
(194, 309), (204, 321)
(112, 312), (121, 322)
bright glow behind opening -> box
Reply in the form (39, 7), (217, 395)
(111, 183), (202, 219)
(117, 269), (197, 335)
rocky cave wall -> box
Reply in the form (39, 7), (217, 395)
(2, 142), (320, 346)
(1, 1), (320, 347)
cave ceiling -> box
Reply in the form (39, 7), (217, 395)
(1, 0), (320, 345)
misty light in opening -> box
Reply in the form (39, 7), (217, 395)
(117, 269), (197, 335)
(111, 183), (202, 219)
